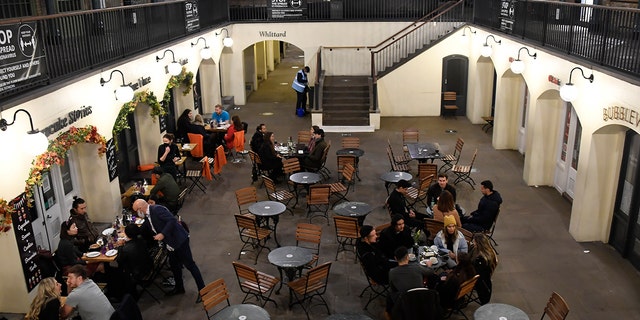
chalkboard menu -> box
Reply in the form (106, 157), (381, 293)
(185, 0), (200, 33)
(269, 0), (307, 19)
(159, 114), (167, 134)
(106, 138), (118, 182)
(11, 193), (42, 293)
(499, 0), (515, 33)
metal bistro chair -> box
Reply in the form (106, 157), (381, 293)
(199, 278), (231, 320)
(387, 138), (412, 165)
(298, 130), (311, 144)
(386, 146), (410, 172)
(442, 91), (459, 119)
(231, 261), (280, 307)
(402, 128), (419, 153)
(262, 175), (296, 214)
(357, 256), (390, 310)
(418, 163), (438, 181)
(451, 149), (478, 189)
(341, 136), (360, 148)
(440, 137), (464, 173)
(185, 156), (213, 194)
(235, 186), (258, 216)
(287, 262), (333, 320)
(444, 274), (480, 320)
(249, 150), (270, 185)
(231, 129), (248, 163)
(333, 215), (360, 263)
(540, 291), (570, 320)
(234, 214), (272, 265)
(406, 174), (434, 210)
(328, 163), (356, 205)
(307, 184), (332, 225)
(296, 223), (323, 269)
(424, 218), (442, 245)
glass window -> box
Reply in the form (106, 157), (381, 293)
(571, 117), (582, 170)
(619, 134), (640, 215)
(41, 171), (57, 210)
(60, 156), (74, 195)
(561, 106), (571, 162)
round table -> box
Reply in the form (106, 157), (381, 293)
(249, 201), (286, 247)
(474, 303), (529, 320)
(289, 172), (322, 205)
(380, 171), (413, 194)
(336, 148), (365, 157)
(325, 314), (373, 320)
(212, 304), (270, 320)
(333, 201), (372, 225)
(268, 246), (314, 294)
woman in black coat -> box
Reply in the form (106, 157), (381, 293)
(258, 131), (284, 181)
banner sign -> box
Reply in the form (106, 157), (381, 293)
(11, 193), (42, 293)
(268, 0), (307, 19)
(185, 0), (200, 33)
(499, 0), (515, 33)
(0, 22), (47, 95)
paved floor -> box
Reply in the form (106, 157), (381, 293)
(5, 45), (640, 320)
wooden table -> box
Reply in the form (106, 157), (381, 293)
(82, 251), (117, 263)
(121, 184), (156, 198)
(204, 124), (230, 133)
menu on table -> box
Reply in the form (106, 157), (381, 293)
(10, 193), (42, 292)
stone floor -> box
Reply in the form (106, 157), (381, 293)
(5, 45), (640, 320)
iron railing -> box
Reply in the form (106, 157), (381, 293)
(474, 0), (640, 79)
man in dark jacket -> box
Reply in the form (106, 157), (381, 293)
(250, 123), (266, 152)
(356, 225), (396, 285)
(302, 128), (327, 170)
(386, 180), (428, 230)
(149, 167), (181, 213)
(378, 214), (414, 259)
(462, 180), (503, 232)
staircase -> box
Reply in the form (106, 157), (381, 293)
(322, 76), (370, 127)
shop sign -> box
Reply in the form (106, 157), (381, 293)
(41, 105), (93, 137)
(259, 31), (287, 37)
(603, 105), (640, 128)
(10, 193), (42, 293)
(0, 22), (47, 95)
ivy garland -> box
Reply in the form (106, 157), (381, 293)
(163, 67), (194, 107)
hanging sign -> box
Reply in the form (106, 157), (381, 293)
(106, 138), (118, 182)
(268, 0), (307, 19)
(185, 0), (200, 33)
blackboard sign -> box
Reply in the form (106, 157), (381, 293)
(499, 0), (515, 33)
(11, 193), (42, 293)
(185, 0), (200, 33)
(269, 0), (307, 19)
(106, 138), (118, 182)
(159, 114), (168, 134)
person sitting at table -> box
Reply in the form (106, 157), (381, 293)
(302, 128), (327, 171)
(432, 190), (462, 227)
(212, 104), (230, 125)
(306, 125), (320, 152)
(188, 114), (216, 156)
(69, 196), (100, 252)
(176, 109), (193, 143)
(56, 219), (101, 277)
(61, 265), (115, 320)
(149, 167), (181, 213)
(356, 225), (396, 286)
(378, 214), (414, 259)
(386, 180), (428, 231)
(224, 115), (244, 151)
(157, 133), (182, 180)
(426, 173), (457, 209)
(461, 180), (502, 232)
(25, 277), (62, 320)
(250, 123), (267, 152)
(470, 233), (498, 305)
(258, 131), (284, 182)
(386, 246), (437, 316)
(117, 224), (153, 299)
(436, 252), (476, 310)
(434, 215), (468, 268)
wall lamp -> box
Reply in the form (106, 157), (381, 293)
(0, 109), (49, 156)
(156, 49), (184, 76)
(215, 28), (234, 48)
(560, 67), (594, 102)
(191, 37), (212, 60)
(480, 35), (501, 57)
(510, 47), (537, 74)
(100, 69), (134, 102)
(461, 26), (476, 36)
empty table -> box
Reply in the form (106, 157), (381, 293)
(249, 201), (286, 247)
(336, 148), (365, 180)
(474, 303), (529, 320)
(268, 246), (313, 294)
(289, 172), (322, 206)
(405, 142), (442, 163)
(333, 201), (372, 225)
(380, 171), (413, 194)
(212, 304), (270, 320)
(325, 314), (373, 320)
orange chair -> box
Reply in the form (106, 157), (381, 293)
(232, 130), (248, 163)
(187, 133), (204, 158)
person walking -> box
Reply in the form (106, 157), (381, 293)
(292, 66), (310, 115)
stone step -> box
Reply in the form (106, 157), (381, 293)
(323, 116), (370, 126)
(322, 103), (370, 111)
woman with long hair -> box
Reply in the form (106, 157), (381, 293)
(434, 215), (468, 266)
(157, 133), (181, 179)
(470, 233), (498, 304)
(25, 277), (62, 320)
(175, 108), (193, 142)
(432, 190), (462, 227)
(436, 252), (477, 309)
(57, 219), (101, 277)
(224, 115), (244, 150)
(258, 131), (284, 181)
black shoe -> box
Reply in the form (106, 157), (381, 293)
(166, 287), (185, 296)
(195, 295), (202, 304)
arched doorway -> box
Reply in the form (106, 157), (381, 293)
(441, 55), (469, 116)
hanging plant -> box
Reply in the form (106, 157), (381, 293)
(162, 67), (194, 107)
(0, 198), (13, 233)
(113, 90), (166, 135)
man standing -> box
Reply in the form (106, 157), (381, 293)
(133, 199), (205, 302)
(379, 214), (414, 259)
(386, 180), (428, 230)
(149, 167), (181, 213)
(61, 265), (114, 320)
(292, 66), (310, 114)
(462, 180), (502, 232)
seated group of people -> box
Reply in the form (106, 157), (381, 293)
(248, 124), (328, 183)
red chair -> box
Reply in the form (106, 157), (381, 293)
(187, 133), (204, 158)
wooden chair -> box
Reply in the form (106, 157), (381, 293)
(444, 274), (480, 319)
(333, 215), (360, 262)
(235, 186), (257, 216)
(316, 141), (332, 180)
(341, 137), (360, 148)
(185, 156), (213, 194)
(402, 128), (419, 146)
(249, 150), (270, 185)
(386, 146), (410, 172)
(424, 218), (442, 245)
(440, 137), (464, 173)
(172, 188), (188, 215)
(199, 278), (231, 320)
(406, 174), (434, 210)
(297, 130), (311, 144)
(418, 163), (438, 181)
(451, 149), (478, 189)
(328, 163), (355, 205)
(460, 227), (474, 245)
(283, 157), (303, 192)
(387, 139), (412, 165)
(296, 223), (322, 269)
(357, 257), (390, 310)
(262, 175), (295, 214)
(485, 210), (500, 252)
(231, 261), (280, 307)
(234, 214), (271, 264)
(540, 291), (570, 320)
(442, 91), (458, 118)
(287, 262), (332, 320)
(307, 184), (332, 225)
(186, 133), (204, 158)
(336, 155), (357, 178)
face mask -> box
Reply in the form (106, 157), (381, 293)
(137, 210), (145, 218)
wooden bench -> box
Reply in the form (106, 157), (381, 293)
(481, 116), (494, 132)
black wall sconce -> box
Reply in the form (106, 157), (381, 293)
(0, 109), (49, 156)
(215, 28), (234, 47)
(191, 37), (212, 60)
(480, 35), (501, 57)
(100, 69), (134, 101)
(510, 47), (537, 74)
(560, 67), (594, 102)
(156, 49), (187, 76)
